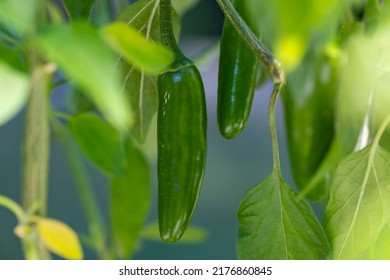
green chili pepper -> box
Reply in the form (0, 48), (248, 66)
(283, 52), (337, 199)
(157, 0), (207, 243)
(217, 0), (259, 139)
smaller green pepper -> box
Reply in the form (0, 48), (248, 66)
(217, 0), (259, 139)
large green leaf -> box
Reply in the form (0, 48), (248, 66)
(36, 22), (132, 132)
(237, 172), (330, 260)
(69, 113), (125, 177)
(116, 0), (181, 143)
(0, 61), (29, 127)
(101, 22), (174, 74)
(0, 0), (39, 36)
(323, 145), (390, 259)
(110, 138), (151, 258)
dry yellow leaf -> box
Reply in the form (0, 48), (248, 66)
(34, 217), (83, 260)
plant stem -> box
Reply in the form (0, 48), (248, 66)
(160, 0), (185, 59)
(216, 0), (286, 174)
(22, 54), (52, 259)
(23, 57), (51, 218)
(0, 195), (25, 223)
(21, 0), (52, 260)
(269, 84), (284, 175)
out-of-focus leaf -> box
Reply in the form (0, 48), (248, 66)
(172, 0), (200, 15)
(101, 22), (174, 74)
(48, 2), (65, 24)
(0, 61), (29, 127)
(110, 138), (151, 258)
(34, 217), (83, 260)
(92, 0), (112, 25)
(303, 20), (390, 199)
(66, 87), (94, 115)
(237, 172), (331, 260)
(0, 0), (39, 36)
(323, 145), (390, 259)
(35, 22), (132, 132)
(245, 0), (358, 71)
(368, 23), (390, 151)
(62, 0), (95, 19)
(116, 0), (181, 143)
(141, 222), (207, 243)
(69, 113), (126, 177)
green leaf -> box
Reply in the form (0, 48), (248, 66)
(110, 138), (151, 258)
(62, 0), (95, 19)
(34, 217), (83, 260)
(35, 22), (132, 132)
(237, 172), (331, 260)
(0, 0), (39, 36)
(69, 113), (126, 177)
(323, 145), (390, 259)
(359, 222), (390, 259)
(0, 61), (29, 127)
(141, 222), (207, 244)
(116, 0), (181, 143)
(101, 22), (174, 75)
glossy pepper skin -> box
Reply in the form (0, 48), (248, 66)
(217, 0), (259, 139)
(157, 58), (207, 243)
(283, 53), (337, 199)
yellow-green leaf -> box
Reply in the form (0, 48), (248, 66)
(102, 22), (174, 75)
(35, 217), (83, 260)
(359, 222), (390, 259)
(323, 145), (390, 259)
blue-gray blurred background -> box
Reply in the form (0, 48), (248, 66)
(0, 0), (301, 259)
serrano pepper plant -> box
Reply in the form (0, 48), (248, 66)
(1, 0), (390, 260)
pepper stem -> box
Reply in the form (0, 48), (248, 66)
(160, 0), (184, 60)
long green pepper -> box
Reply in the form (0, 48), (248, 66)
(157, 0), (207, 243)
